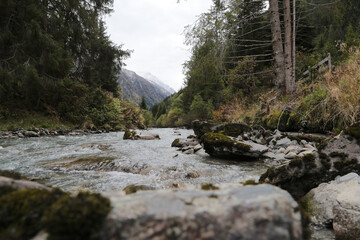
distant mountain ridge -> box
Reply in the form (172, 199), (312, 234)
(117, 69), (175, 108)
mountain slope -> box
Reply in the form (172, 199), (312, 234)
(138, 72), (176, 95)
(117, 69), (174, 108)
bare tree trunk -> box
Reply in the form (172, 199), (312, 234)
(269, 0), (285, 93)
(292, 0), (296, 87)
(284, 0), (294, 94)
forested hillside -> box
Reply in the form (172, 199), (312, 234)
(0, 0), (144, 130)
(153, 0), (360, 132)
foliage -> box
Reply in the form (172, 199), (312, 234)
(0, 0), (143, 129)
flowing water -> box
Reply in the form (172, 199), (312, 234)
(0, 128), (268, 192)
(0, 128), (334, 239)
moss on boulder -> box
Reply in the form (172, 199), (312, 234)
(201, 183), (219, 191)
(200, 132), (252, 159)
(43, 192), (111, 240)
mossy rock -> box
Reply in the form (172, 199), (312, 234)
(260, 152), (360, 200)
(241, 179), (258, 186)
(287, 134), (325, 144)
(200, 132), (251, 158)
(123, 129), (138, 140)
(0, 170), (27, 180)
(192, 120), (214, 138)
(345, 126), (360, 144)
(221, 123), (252, 137)
(123, 184), (151, 195)
(0, 188), (64, 240)
(262, 110), (302, 132)
(329, 151), (348, 160)
(201, 183), (219, 190)
(43, 192), (111, 240)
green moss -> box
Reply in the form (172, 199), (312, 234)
(43, 192), (111, 240)
(287, 134), (324, 144)
(123, 128), (132, 139)
(319, 152), (331, 169)
(201, 132), (251, 152)
(299, 194), (314, 240)
(0, 186), (17, 198)
(317, 138), (331, 151)
(171, 138), (180, 147)
(208, 194), (218, 199)
(222, 123), (251, 137)
(329, 151), (348, 160)
(241, 179), (258, 185)
(345, 126), (360, 143)
(123, 184), (149, 195)
(333, 158), (358, 171)
(0, 170), (27, 180)
(302, 154), (316, 169)
(0, 188), (64, 240)
(201, 183), (219, 191)
(289, 157), (304, 169)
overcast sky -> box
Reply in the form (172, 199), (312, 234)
(104, 0), (213, 91)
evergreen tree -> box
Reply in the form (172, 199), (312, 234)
(139, 96), (148, 110)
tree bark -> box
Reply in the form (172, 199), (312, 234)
(284, 0), (294, 94)
(292, 0), (296, 89)
(269, 0), (285, 92)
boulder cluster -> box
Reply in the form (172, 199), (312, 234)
(191, 120), (360, 239)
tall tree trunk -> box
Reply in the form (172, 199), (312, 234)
(269, 0), (285, 92)
(292, 0), (296, 88)
(284, 0), (294, 93)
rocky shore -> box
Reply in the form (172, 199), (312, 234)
(0, 128), (109, 139)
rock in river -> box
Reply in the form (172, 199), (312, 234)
(101, 184), (302, 240)
(200, 132), (268, 159)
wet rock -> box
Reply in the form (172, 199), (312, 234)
(185, 170), (200, 179)
(24, 131), (40, 138)
(200, 132), (266, 159)
(193, 144), (202, 153)
(137, 132), (160, 140)
(171, 138), (198, 148)
(0, 176), (51, 191)
(123, 184), (154, 195)
(101, 184), (302, 240)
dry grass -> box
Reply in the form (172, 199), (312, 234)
(322, 51), (360, 126)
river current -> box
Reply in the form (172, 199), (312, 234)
(0, 128), (268, 192)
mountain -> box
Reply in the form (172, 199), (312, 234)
(138, 72), (176, 95)
(117, 69), (174, 108)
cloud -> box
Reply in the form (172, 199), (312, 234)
(105, 0), (213, 91)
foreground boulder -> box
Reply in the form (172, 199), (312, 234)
(260, 133), (360, 200)
(333, 175), (360, 240)
(301, 172), (360, 227)
(101, 184), (302, 240)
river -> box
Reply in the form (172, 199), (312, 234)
(0, 128), (268, 192)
